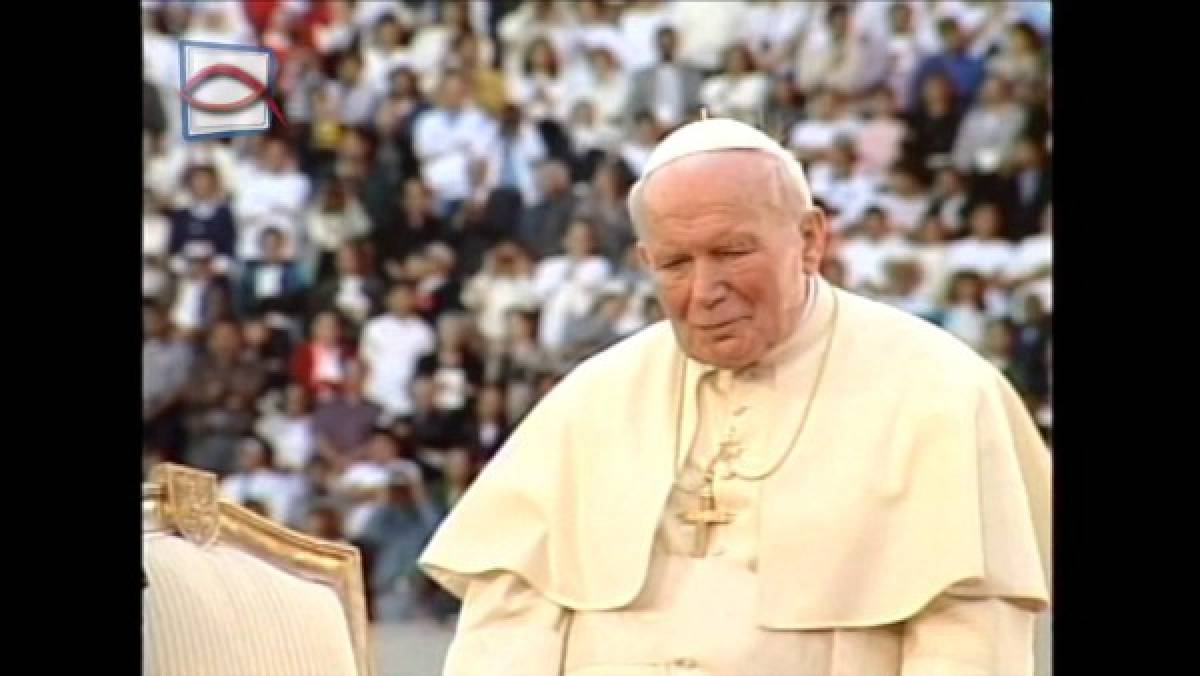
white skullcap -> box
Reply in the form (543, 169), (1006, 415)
(628, 118), (813, 228)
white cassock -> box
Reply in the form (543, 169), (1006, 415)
(419, 120), (1051, 676)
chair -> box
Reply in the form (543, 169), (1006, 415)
(143, 463), (374, 675)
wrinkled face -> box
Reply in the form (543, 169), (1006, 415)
(637, 151), (826, 369)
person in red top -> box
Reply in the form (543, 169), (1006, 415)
(291, 310), (357, 401)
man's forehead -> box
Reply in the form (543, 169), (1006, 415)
(643, 150), (779, 209)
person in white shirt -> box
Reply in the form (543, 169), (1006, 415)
(234, 138), (312, 261)
(617, 0), (673, 73)
(220, 436), (306, 524)
(533, 220), (613, 356)
(854, 87), (908, 179)
(927, 166), (972, 236)
(944, 202), (1016, 282)
(881, 1), (924, 112)
(305, 178), (372, 282)
(1005, 203), (1053, 319)
(806, 138), (878, 232)
(670, 0), (750, 72)
(875, 163), (932, 233)
(940, 269), (990, 353)
(359, 283), (437, 418)
(909, 213), (952, 308)
(479, 104), (548, 209)
(740, 0), (811, 76)
(836, 206), (915, 296)
(793, 2), (888, 98)
(565, 46), (630, 129)
(327, 51), (380, 130)
(462, 240), (539, 348)
(620, 112), (662, 178)
(787, 88), (860, 165)
(412, 72), (497, 215)
(508, 36), (571, 123)
(952, 75), (1027, 175)
(361, 13), (415, 94)
(497, 0), (577, 78)
(698, 45), (770, 126)
(256, 384), (317, 473)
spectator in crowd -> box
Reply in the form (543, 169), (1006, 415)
(808, 137), (877, 232)
(999, 136), (1052, 241)
(988, 21), (1048, 90)
(952, 75), (1027, 177)
(360, 283), (436, 419)
(361, 14), (414, 95)
(910, 16), (986, 111)
(518, 159), (578, 258)
(926, 166), (972, 235)
(882, 1), (922, 112)
(417, 313), (486, 418)
(481, 103), (547, 209)
(1006, 202), (1053, 319)
(462, 240), (539, 348)
(373, 178), (447, 284)
(574, 159), (636, 264)
(837, 206), (914, 296)
(450, 31), (507, 119)
(741, 0), (810, 77)
(241, 315), (293, 393)
(470, 385), (512, 463)
(855, 87), (907, 179)
(794, 1), (886, 98)
(238, 227), (306, 318)
(980, 318), (1033, 397)
(291, 310), (356, 401)
(562, 99), (619, 183)
(327, 50), (378, 130)
(699, 45), (770, 126)
(940, 270), (989, 352)
(168, 164), (236, 273)
(561, 283), (628, 364)
(168, 251), (233, 338)
(234, 137), (311, 261)
(306, 178), (372, 283)
(566, 46), (630, 134)
(619, 111), (662, 177)
(143, 304), (193, 460)
(903, 71), (963, 173)
(944, 202), (1016, 291)
(617, 0), (671, 73)
(414, 242), (466, 324)
(532, 220), (612, 357)
(412, 71), (496, 217)
(498, 0), (577, 76)
(875, 162), (931, 233)
(509, 36), (569, 123)
(311, 243), (385, 331)
(1014, 293), (1052, 403)
(338, 429), (409, 537)
(625, 26), (702, 131)
(256, 383), (317, 473)
(761, 77), (804, 147)
(788, 88), (859, 166)
(491, 309), (553, 424)
(877, 257), (938, 321)
(304, 502), (346, 541)
(909, 213), (952, 308)
(219, 436), (306, 524)
(356, 461), (440, 623)
(312, 359), (382, 470)
(144, 189), (171, 265)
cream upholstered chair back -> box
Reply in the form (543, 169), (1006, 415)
(143, 463), (374, 676)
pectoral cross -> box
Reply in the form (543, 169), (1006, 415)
(679, 469), (733, 558)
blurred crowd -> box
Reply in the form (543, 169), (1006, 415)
(143, 0), (1052, 623)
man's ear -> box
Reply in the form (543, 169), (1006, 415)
(800, 207), (830, 275)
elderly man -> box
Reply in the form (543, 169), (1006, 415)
(420, 119), (1051, 675)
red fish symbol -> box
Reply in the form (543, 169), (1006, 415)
(181, 63), (287, 128)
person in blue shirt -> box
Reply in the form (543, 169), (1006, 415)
(910, 17), (986, 113)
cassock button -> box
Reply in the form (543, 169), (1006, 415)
(672, 657), (699, 669)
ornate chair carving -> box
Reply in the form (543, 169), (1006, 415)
(143, 463), (374, 675)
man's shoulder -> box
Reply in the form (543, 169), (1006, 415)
(837, 288), (991, 387)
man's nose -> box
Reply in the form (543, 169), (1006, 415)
(691, 260), (727, 309)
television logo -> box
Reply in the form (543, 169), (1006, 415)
(178, 41), (286, 141)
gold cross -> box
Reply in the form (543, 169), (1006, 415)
(678, 470), (733, 557)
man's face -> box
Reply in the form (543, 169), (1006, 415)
(262, 141), (288, 172)
(656, 29), (677, 61)
(441, 77), (467, 109)
(388, 288), (415, 316)
(637, 152), (826, 369)
(189, 169), (217, 199)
